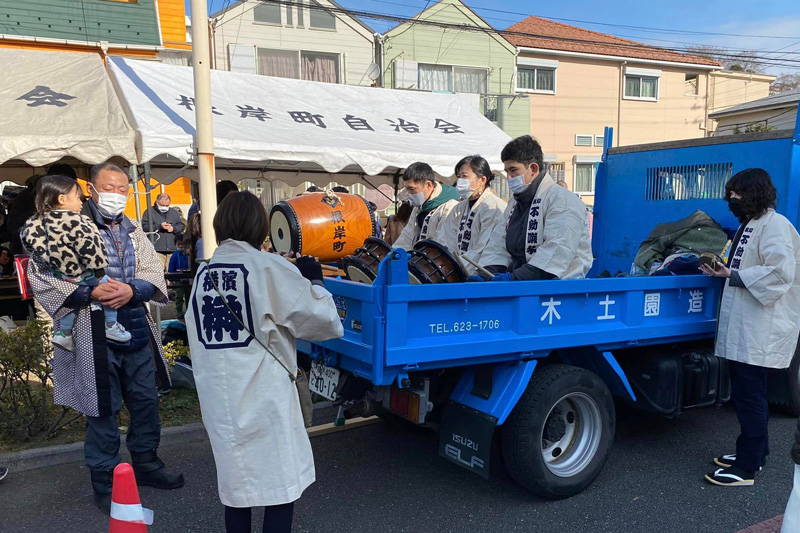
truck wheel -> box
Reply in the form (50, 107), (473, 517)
(501, 364), (615, 499)
(768, 341), (800, 416)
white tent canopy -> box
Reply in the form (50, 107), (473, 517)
(108, 56), (511, 184)
(0, 49), (137, 170)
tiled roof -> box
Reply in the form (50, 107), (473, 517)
(503, 16), (720, 67)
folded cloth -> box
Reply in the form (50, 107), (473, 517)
(651, 252), (700, 276)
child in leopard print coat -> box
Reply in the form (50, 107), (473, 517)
(21, 175), (131, 351)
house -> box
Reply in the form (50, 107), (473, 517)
(709, 88), (799, 136)
(709, 71), (776, 116)
(381, 0), (530, 140)
(0, 0), (193, 217)
(503, 16), (721, 202)
(210, 0), (378, 86)
(0, 0), (191, 63)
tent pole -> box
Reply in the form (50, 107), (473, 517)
(191, 0), (217, 259)
(130, 166), (142, 225)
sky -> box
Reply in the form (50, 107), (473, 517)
(188, 0), (800, 75)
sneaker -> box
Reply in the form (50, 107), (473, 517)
(714, 454), (765, 470)
(0, 467), (8, 482)
(105, 322), (132, 343)
(52, 331), (74, 352)
(705, 467), (755, 486)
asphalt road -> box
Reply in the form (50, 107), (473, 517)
(1, 403), (796, 533)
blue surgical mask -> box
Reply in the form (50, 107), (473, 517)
(507, 165), (531, 195)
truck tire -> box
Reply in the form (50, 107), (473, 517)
(501, 364), (615, 499)
(767, 341), (800, 416)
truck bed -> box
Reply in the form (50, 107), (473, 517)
(298, 251), (723, 387)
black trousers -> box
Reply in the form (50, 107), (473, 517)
(225, 502), (294, 533)
(85, 345), (161, 471)
(729, 360), (770, 473)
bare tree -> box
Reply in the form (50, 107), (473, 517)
(686, 45), (766, 73)
(771, 73), (800, 94)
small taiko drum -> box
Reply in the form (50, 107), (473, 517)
(407, 239), (466, 284)
(270, 192), (376, 263)
(343, 237), (392, 284)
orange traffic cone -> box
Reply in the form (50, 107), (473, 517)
(109, 463), (153, 533)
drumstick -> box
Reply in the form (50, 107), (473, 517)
(285, 256), (340, 273)
(450, 250), (467, 272)
(457, 253), (495, 279)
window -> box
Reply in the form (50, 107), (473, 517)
(310, 1), (336, 29)
(418, 64), (488, 94)
(257, 48), (300, 79)
(685, 74), (699, 96)
(298, 0), (304, 26)
(549, 162), (566, 182)
(286, 5), (293, 26)
(594, 135), (604, 147)
(575, 134), (593, 147)
(575, 163), (596, 194)
(419, 64), (452, 92)
(254, 3), (281, 24)
(454, 67), (488, 94)
(301, 52), (339, 83)
(517, 67), (555, 92)
(624, 76), (658, 100)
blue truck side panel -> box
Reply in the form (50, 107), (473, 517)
(300, 252), (723, 389)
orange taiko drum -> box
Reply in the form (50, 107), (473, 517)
(343, 237), (393, 284)
(407, 239), (466, 284)
(270, 192), (376, 263)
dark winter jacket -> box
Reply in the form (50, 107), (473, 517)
(140, 204), (185, 254)
(71, 200), (157, 352)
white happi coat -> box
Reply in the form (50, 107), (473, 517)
(716, 210), (800, 369)
(393, 182), (459, 251)
(443, 188), (508, 276)
(482, 173), (593, 278)
(185, 240), (343, 507)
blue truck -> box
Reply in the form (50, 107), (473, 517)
(298, 115), (800, 499)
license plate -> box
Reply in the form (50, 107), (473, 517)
(309, 361), (340, 401)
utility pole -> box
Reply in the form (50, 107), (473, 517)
(190, 0), (217, 258)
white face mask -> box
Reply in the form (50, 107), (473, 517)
(157, 205), (169, 214)
(93, 187), (128, 218)
(456, 178), (474, 200)
(408, 191), (426, 207)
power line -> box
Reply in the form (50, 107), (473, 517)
(356, 0), (800, 55)
(358, 0), (800, 40)
(214, 1), (800, 70)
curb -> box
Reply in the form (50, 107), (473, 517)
(0, 422), (208, 473)
(0, 417), (381, 473)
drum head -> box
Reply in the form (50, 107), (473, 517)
(269, 203), (300, 254)
(343, 256), (377, 284)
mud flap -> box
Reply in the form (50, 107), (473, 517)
(439, 401), (497, 479)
